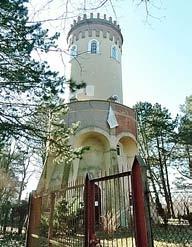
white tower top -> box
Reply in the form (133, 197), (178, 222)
(67, 13), (124, 103)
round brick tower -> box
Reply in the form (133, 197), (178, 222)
(68, 13), (123, 103)
(37, 14), (138, 192)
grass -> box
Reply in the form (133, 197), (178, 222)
(95, 224), (192, 247)
(0, 233), (25, 247)
(152, 224), (192, 247)
(2, 224), (191, 247)
(154, 241), (191, 247)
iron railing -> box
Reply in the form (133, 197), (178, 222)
(88, 171), (135, 247)
(26, 157), (151, 247)
(149, 190), (192, 247)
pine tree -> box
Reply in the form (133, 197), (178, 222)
(177, 95), (192, 177)
(135, 102), (178, 217)
(0, 0), (65, 142)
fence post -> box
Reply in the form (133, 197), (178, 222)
(84, 174), (95, 247)
(48, 192), (55, 246)
(132, 156), (149, 247)
(26, 192), (42, 247)
(138, 156), (154, 247)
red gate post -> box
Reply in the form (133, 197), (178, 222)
(84, 174), (95, 247)
(25, 192), (42, 247)
(132, 156), (149, 247)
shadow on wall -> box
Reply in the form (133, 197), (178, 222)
(76, 131), (110, 176)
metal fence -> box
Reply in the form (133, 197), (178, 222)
(26, 178), (85, 247)
(0, 200), (28, 235)
(26, 157), (192, 247)
(85, 171), (135, 247)
(148, 190), (192, 247)
(25, 157), (152, 247)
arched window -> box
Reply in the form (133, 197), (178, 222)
(70, 45), (77, 58)
(111, 45), (118, 60)
(91, 41), (97, 54)
(88, 39), (99, 54)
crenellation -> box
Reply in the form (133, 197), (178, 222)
(107, 31), (111, 40)
(115, 37), (119, 46)
(67, 13), (123, 50)
(82, 30), (85, 38)
(67, 13), (123, 46)
(96, 30), (100, 37)
(69, 13), (121, 32)
(88, 29), (92, 37)
(68, 30), (122, 50)
(103, 30), (107, 38)
(93, 29), (97, 37)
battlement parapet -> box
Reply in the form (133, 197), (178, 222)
(67, 13), (123, 47)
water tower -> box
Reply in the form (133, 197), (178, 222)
(37, 13), (137, 191)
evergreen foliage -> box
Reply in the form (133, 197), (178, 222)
(135, 99), (192, 221)
(174, 95), (192, 180)
(0, 0), (64, 141)
(0, 0), (85, 236)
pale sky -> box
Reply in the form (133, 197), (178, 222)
(29, 0), (192, 116)
(119, 0), (192, 116)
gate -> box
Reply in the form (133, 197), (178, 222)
(26, 157), (150, 247)
(84, 156), (150, 247)
(85, 171), (134, 247)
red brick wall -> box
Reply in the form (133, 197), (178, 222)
(114, 104), (137, 137)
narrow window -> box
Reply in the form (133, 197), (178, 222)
(111, 45), (118, 60)
(117, 144), (121, 156)
(112, 47), (116, 59)
(70, 45), (77, 58)
(91, 41), (97, 54)
(88, 39), (99, 54)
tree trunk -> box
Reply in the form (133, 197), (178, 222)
(18, 178), (25, 204)
(186, 145), (192, 177)
(164, 160), (175, 217)
(156, 137), (171, 217)
(161, 136), (175, 217)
